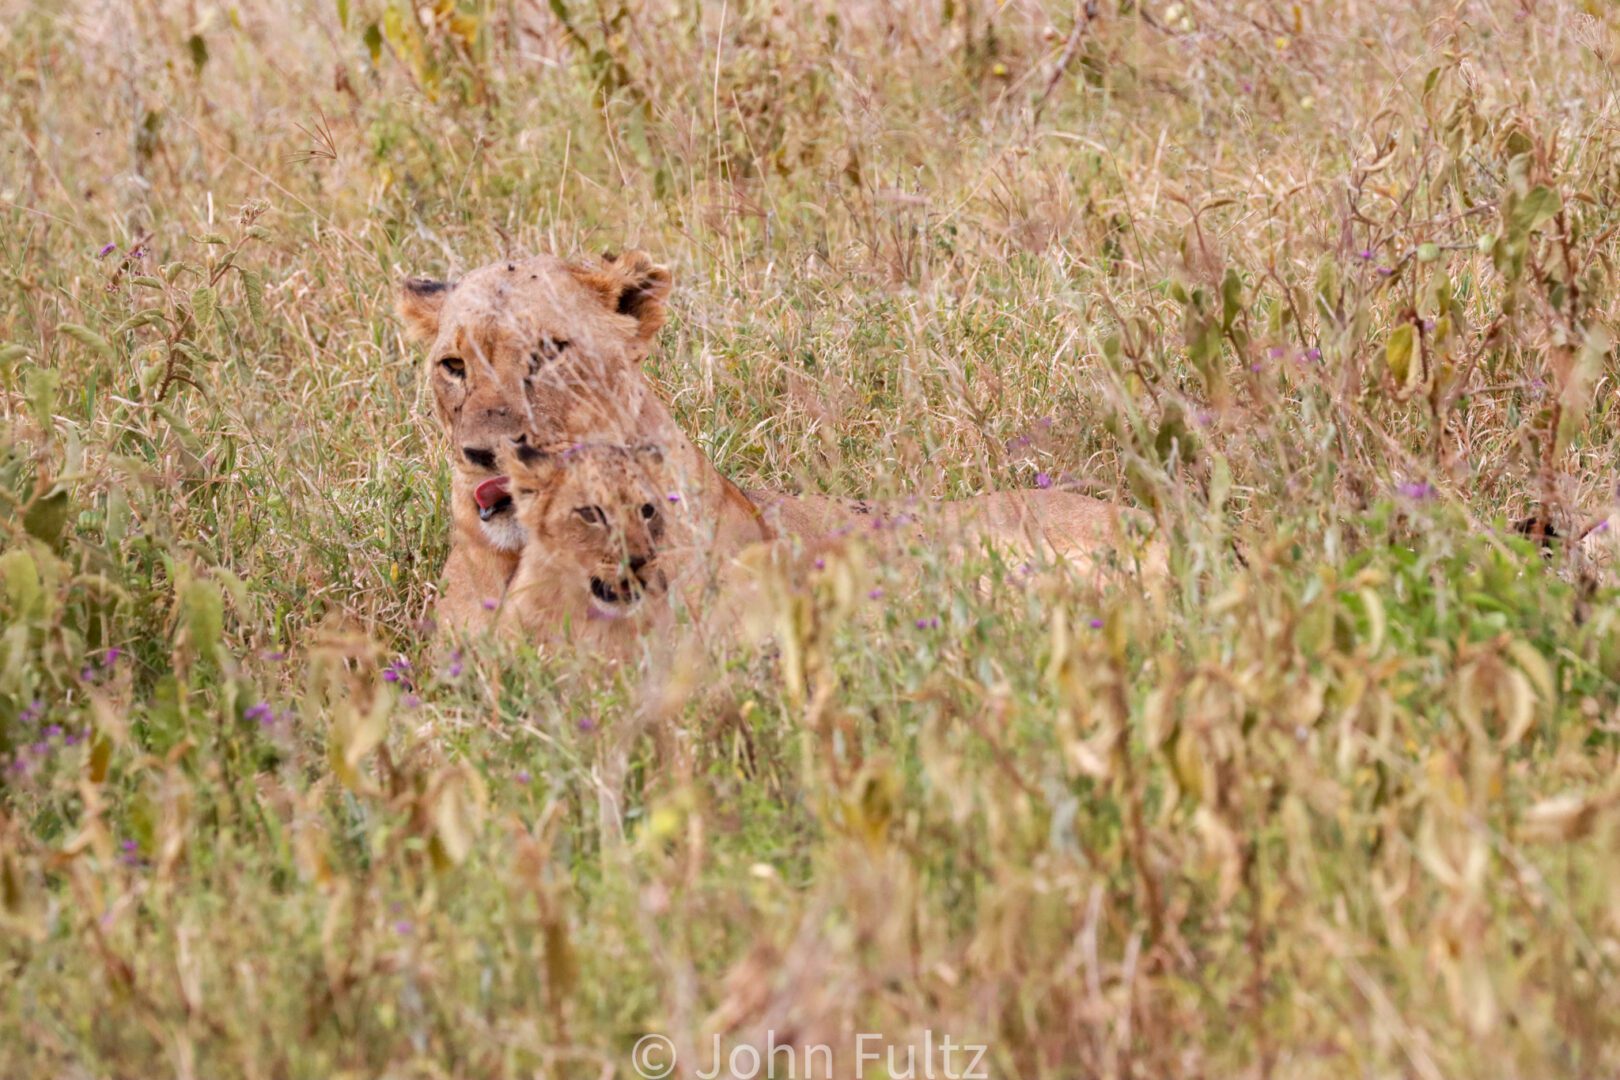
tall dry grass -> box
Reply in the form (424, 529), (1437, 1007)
(4, 1), (1620, 1076)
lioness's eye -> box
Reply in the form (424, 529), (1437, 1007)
(439, 357), (466, 378)
(574, 506), (606, 525)
(529, 337), (570, 375)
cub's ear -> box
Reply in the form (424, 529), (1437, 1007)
(571, 250), (672, 343)
(632, 443), (665, 466)
(398, 277), (453, 341)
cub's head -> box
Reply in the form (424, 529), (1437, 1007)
(500, 439), (681, 618)
(398, 251), (672, 553)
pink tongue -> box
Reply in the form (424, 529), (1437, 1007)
(474, 475), (511, 510)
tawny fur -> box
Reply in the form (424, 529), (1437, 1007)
(399, 250), (1159, 639)
(497, 439), (1163, 658)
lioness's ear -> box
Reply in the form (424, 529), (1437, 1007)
(398, 277), (453, 341)
(632, 443), (665, 466)
(572, 250), (672, 343)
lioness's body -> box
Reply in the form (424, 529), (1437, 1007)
(746, 487), (1158, 574)
(495, 436), (1161, 658)
(399, 250), (1158, 638)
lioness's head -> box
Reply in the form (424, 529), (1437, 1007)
(501, 438), (681, 619)
(398, 251), (672, 553)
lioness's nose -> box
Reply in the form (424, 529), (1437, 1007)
(628, 555), (650, 573)
(463, 446), (498, 469)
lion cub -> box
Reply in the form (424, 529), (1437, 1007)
(496, 438), (735, 659)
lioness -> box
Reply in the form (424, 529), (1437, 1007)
(496, 435), (1162, 658)
(398, 250), (777, 632)
(398, 249), (1155, 635)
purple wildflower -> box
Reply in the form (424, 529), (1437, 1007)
(868, 588), (884, 600)
(98, 242), (117, 258)
(103, 647), (122, 667)
(262, 650), (287, 662)
(382, 657), (412, 685)
(245, 702), (275, 726)
(915, 617), (941, 630)
(1357, 249), (1374, 260)
(1306, 347), (1322, 361)
(44, 724), (63, 739)
(1593, 519), (1611, 534)
(1089, 618), (1105, 629)
(1249, 362), (1264, 372)
(1376, 266), (1394, 277)
(64, 729), (85, 747)
(19, 699), (44, 725)
(1268, 345), (1286, 358)
(482, 597), (498, 611)
(402, 694), (421, 709)
(514, 769), (531, 785)
(80, 666), (96, 683)
(393, 920), (413, 935)
(813, 557), (826, 570)
(577, 717), (597, 734)
(666, 492), (681, 503)
(1035, 473), (1053, 489)
(1397, 481), (1435, 501)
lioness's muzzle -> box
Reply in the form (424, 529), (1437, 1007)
(475, 475), (513, 520)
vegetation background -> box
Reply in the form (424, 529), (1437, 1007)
(4, 0), (1620, 1076)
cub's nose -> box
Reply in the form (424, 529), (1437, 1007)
(463, 446), (498, 470)
(628, 555), (649, 572)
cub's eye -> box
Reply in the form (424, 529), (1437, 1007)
(439, 357), (466, 378)
(639, 503), (656, 520)
(574, 506), (606, 526)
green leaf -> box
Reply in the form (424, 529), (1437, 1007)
(0, 549), (44, 616)
(363, 22), (383, 65)
(242, 269), (266, 325)
(115, 309), (171, 335)
(24, 367), (59, 429)
(23, 489), (70, 549)
(182, 576), (225, 665)
(191, 286), (218, 328)
(57, 323), (113, 358)
(186, 33), (208, 73)
(1416, 242), (1440, 262)
(1515, 186), (1562, 234)
(1385, 323), (1416, 388)
(1220, 268), (1243, 331)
